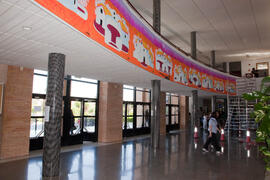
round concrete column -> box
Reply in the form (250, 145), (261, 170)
(42, 53), (65, 177)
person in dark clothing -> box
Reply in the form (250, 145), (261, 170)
(202, 112), (221, 155)
(70, 109), (76, 134)
(251, 68), (259, 77)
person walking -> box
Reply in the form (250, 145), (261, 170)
(202, 112), (222, 155)
(202, 112), (209, 144)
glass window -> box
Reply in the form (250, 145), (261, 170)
(84, 117), (95, 133)
(166, 94), (171, 104)
(123, 89), (134, 101)
(71, 76), (97, 83)
(84, 102), (96, 116)
(136, 117), (143, 128)
(30, 98), (46, 138)
(137, 105), (143, 116)
(136, 91), (143, 102)
(144, 92), (151, 103)
(171, 115), (179, 124)
(171, 107), (179, 115)
(127, 104), (133, 116)
(166, 116), (169, 125)
(166, 106), (169, 116)
(30, 118), (44, 138)
(71, 101), (82, 135)
(31, 98), (46, 116)
(122, 116), (125, 129)
(144, 105), (150, 127)
(32, 75), (47, 94)
(123, 104), (126, 116)
(127, 104), (134, 129)
(171, 96), (179, 105)
(34, 69), (47, 75)
(83, 101), (96, 133)
(71, 81), (97, 99)
(124, 85), (134, 89)
(71, 101), (82, 116)
(127, 116), (134, 129)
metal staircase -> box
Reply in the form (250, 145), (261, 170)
(225, 78), (257, 132)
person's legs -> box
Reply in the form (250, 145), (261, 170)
(203, 136), (212, 150)
(211, 133), (221, 151)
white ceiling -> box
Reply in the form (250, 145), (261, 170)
(130, 0), (270, 64)
(0, 0), (244, 97)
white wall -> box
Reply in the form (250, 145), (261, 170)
(241, 59), (270, 77)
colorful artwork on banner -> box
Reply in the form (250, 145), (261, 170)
(33, 0), (236, 95)
(133, 35), (154, 69)
(94, 0), (129, 53)
(174, 63), (188, 85)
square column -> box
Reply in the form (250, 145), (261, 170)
(159, 92), (166, 135)
(211, 96), (216, 112)
(191, 31), (197, 60)
(180, 96), (189, 129)
(153, 0), (161, 33)
(211, 50), (216, 68)
(0, 65), (33, 160)
(151, 80), (160, 149)
(191, 90), (198, 128)
(98, 82), (123, 143)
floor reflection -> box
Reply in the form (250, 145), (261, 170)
(0, 130), (266, 180)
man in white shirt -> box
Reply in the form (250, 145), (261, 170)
(202, 112), (221, 155)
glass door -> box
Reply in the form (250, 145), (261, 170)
(70, 99), (83, 135)
(166, 105), (180, 132)
(82, 99), (97, 141)
(122, 103), (134, 136)
(29, 95), (46, 150)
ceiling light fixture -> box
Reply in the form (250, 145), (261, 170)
(22, 26), (32, 31)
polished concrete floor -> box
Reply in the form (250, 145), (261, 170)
(0, 130), (265, 180)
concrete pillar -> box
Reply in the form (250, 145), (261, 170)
(180, 96), (189, 129)
(153, 0), (161, 33)
(160, 92), (166, 135)
(191, 90), (198, 128)
(42, 53), (65, 177)
(0, 65), (33, 160)
(211, 50), (215, 68)
(98, 82), (123, 143)
(211, 96), (216, 112)
(151, 80), (160, 149)
(191, 31), (197, 60)
(222, 62), (227, 72)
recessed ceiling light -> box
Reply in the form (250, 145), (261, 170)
(22, 26), (32, 31)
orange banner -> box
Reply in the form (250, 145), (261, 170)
(33, 0), (236, 95)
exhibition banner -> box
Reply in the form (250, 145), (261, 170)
(33, 0), (236, 95)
